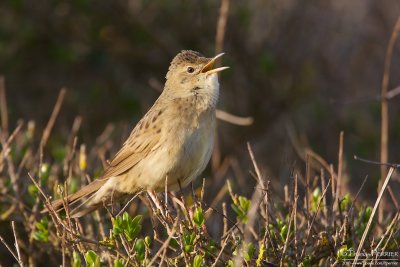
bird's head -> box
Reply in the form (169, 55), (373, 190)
(164, 50), (228, 99)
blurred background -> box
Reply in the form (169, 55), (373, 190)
(1, 0), (400, 202)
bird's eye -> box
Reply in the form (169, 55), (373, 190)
(187, 67), (195, 73)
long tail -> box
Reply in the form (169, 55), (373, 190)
(44, 178), (108, 218)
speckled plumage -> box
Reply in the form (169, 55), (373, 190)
(50, 50), (228, 217)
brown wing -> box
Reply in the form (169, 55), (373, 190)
(102, 106), (165, 178)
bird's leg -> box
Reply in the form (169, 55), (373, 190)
(148, 191), (166, 219)
(164, 175), (169, 219)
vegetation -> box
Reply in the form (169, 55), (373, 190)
(0, 92), (398, 265)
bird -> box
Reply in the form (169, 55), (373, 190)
(49, 50), (229, 217)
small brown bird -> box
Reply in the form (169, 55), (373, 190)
(50, 50), (228, 217)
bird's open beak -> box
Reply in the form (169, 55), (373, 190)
(201, 53), (229, 74)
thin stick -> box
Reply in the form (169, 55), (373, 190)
(216, 110), (253, 126)
(386, 85), (400, 99)
(305, 154), (310, 213)
(348, 175), (369, 214)
(337, 131), (344, 198)
(354, 155), (400, 169)
(147, 220), (178, 266)
(247, 142), (265, 190)
(0, 76), (8, 135)
(300, 179), (331, 260)
(280, 202), (295, 267)
(387, 186), (399, 210)
(352, 167), (395, 266)
(116, 191), (142, 217)
(374, 212), (399, 252)
(11, 221), (23, 266)
(222, 202), (228, 237)
(211, 232), (230, 267)
(380, 15), (400, 223)
(0, 234), (20, 264)
(293, 174), (299, 263)
(38, 88), (66, 165)
(215, 0), (230, 55)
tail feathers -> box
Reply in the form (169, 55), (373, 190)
(69, 193), (105, 218)
(44, 178), (107, 217)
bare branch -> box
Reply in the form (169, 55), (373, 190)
(353, 167), (395, 266)
(215, 0), (230, 55)
(11, 221), (24, 267)
(216, 110), (253, 126)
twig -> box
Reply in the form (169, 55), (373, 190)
(305, 155), (310, 213)
(337, 131), (344, 198)
(348, 175), (369, 214)
(11, 221), (24, 266)
(243, 183), (262, 243)
(215, 0), (230, 55)
(211, 232), (230, 267)
(374, 212), (399, 254)
(352, 167), (395, 266)
(1, 122), (24, 199)
(386, 85), (400, 99)
(0, 234), (20, 264)
(38, 88), (66, 166)
(201, 200), (243, 236)
(247, 142), (265, 190)
(300, 179), (331, 260)
(280, 200), (295, 267)
(222, 202), (228, 238)
(116, 191), (142, 217)
(216, 110), (253, 126)
(0, 76), (8, 136)
(387, 186), (399, 210)
(354, 155), (400, 169)
(293, 174), (299, 263)
(0, 122), (24, 156)
(380, 15), (400, 223)
(147, 220), (179, 266)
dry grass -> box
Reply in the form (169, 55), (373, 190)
(0, 87), (399, 266)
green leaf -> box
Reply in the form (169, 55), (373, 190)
(238, 196), (250, 211)
(112, 212), (142, 241)
(169, 238), (179, 249)
(72, 251), (81, 267)
(300, 255), (311, 267)
(28, 184), (38, 197)
(243, 242), (256, 263)
(114, 258), (125, 267)
(280, 225), (289, 242)
(183, 232), (196, 253)
(33, 218), (49, 242)
(193, 255), (203, 267)
(337, 245), (354, 261)
(85, 250), (100, 267)
(36, 218), (48, 232)
(144, 236), (152, 247)
(134, 238), (145, 263)
(112, 216), (124, 236)
(193, 207), (205, 227)
(207, 239), (217, 253)
(231, 196), (251, 223)
(311, 188), (321, 212)
(123, 211), (130, 222)
(340, 193), (352, 211)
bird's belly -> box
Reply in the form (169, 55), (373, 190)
(172, 125), (215, 189)
(128, 117), (215, 192)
